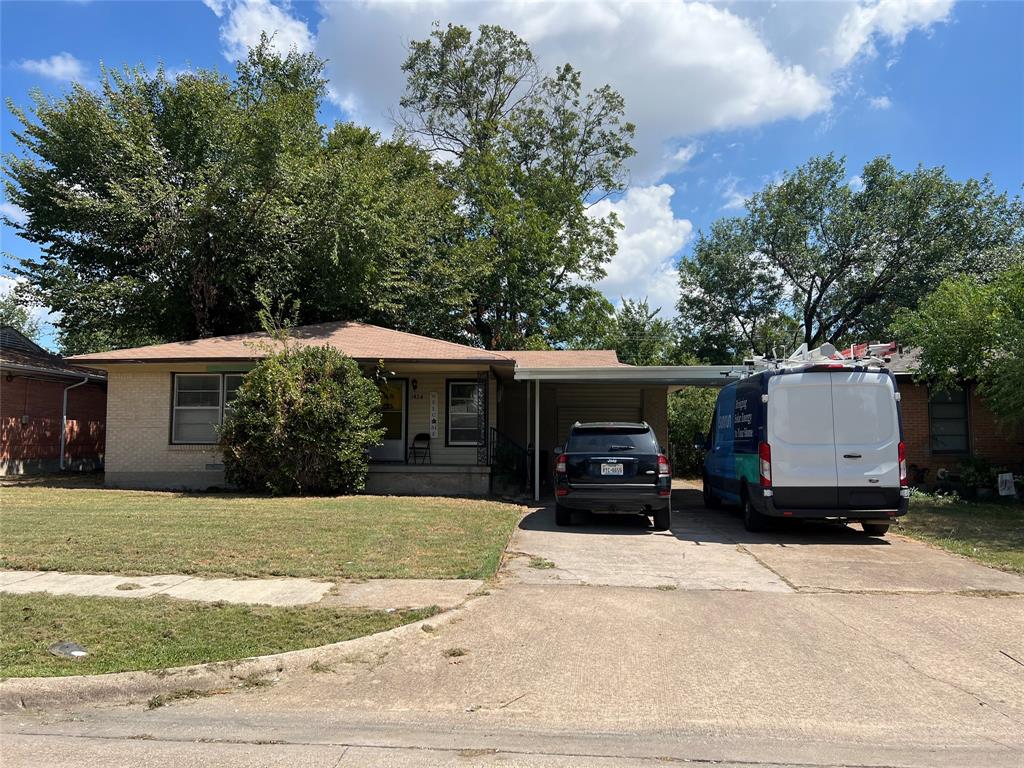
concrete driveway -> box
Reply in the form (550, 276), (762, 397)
(5, 486), (1024, 768)
(506, 484), (1024, 595)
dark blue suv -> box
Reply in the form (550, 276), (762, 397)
(553, 422), (672, 529)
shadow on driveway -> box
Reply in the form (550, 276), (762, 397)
(520, 486), (892, 548)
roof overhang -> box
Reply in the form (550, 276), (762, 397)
(513, 365), (740, 388)
(0, 361), (107, 382)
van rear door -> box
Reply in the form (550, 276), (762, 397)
(767, 372), (838, 508)
(830, 371), (901, 509)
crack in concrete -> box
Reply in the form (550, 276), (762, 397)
(735, 545), (798, 592)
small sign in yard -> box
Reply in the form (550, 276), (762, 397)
(997, 472), (1016, 497)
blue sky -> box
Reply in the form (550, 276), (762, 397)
(2, 1), (1022, 349)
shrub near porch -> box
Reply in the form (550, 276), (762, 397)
(0, 487), (523, 580)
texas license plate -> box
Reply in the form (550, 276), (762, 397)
(600, 463), (624, 476)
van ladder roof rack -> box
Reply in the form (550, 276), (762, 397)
(742, 341), (891, 376)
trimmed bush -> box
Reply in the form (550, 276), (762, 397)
(220, 345), (385, 495)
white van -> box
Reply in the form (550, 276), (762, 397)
(701, 362), (909, 535)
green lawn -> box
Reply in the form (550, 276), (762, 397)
(0, 593), (435, 677)
(0, 486), (523, 580)
(899, 495), (1024, 575)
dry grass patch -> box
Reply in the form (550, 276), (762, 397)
(0, 486), (523, 580)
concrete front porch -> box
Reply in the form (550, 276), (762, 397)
(366, 463), (491, 496)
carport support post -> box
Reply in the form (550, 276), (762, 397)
(534, 378), (540, 502)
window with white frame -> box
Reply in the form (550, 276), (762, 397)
(447, 381), (480, 446)
(171, 373), (246, 444)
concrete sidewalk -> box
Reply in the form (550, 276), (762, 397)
(0, 570), (481, 609)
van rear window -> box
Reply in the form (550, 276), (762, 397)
(566, 427), (659, 454)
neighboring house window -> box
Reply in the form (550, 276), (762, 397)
(171, 373), (245, 444)
(929, 387), (969, 454)
(447, 380), (480, 446)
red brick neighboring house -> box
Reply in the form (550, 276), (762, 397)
(0, 327), (107, 474)
(844, 343), (1024, 486)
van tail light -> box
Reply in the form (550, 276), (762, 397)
(758, 442), (772, 487)
(556, 454), (568, 474)
(657, 454), (671, 476)
(898, 441), (907, 487)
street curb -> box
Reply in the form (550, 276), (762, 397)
(0, 603), (463, 714)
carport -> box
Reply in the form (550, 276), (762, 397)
(510, 364), (740, 500)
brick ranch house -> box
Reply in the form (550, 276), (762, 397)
(880, 345), (1023, 485)
(0, 326), (107, 474)
(66, 321), (735, 497)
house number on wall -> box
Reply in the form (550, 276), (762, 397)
(429, 392), (438, 439)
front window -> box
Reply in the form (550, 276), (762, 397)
(929, 387), (969, 454)
(172, 373), (245, 444)
(447, 381), (480, 446)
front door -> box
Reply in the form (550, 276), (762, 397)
(371, 380), (406, 462)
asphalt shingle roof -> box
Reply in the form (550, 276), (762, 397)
(66, 320), (624, 369)
(0, 326), (106, 380)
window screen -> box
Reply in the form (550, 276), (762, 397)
(172, 374), (222, 444)
(171, 372), (247, 444)
(929, 387), (968, 454)
(447, 381), (480, 445)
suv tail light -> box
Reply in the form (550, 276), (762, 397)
(556, 454), (568, 474)
(758, 442), (772, 487)
(898, 441), (907, 487)
(657, 454), (672, 497)
(657, 454), (671, 476)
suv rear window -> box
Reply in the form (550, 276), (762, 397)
(565, 427), (659, 454)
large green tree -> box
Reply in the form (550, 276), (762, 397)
(892, 262), (1024, 431)
(678, 154), (1023, 362)
(4, 39), (468, 354)
(399, 23), (635, 349)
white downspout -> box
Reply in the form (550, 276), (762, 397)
(59, 376), (90, 471)
(534, 379), (540, 502)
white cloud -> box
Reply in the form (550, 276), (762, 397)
(716, 176), (750, 211)
(1, 203), (28, 226)
(213, 0), (314, 61)
(315, 2), (832, 183)
(869, 95), (892, 109)
(848, 175), (866, 192)
(830, 0), (953, 68)
(18, 52), (86, 82)
(664, 141), (701, 175)
(588, 185), (693, 317)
